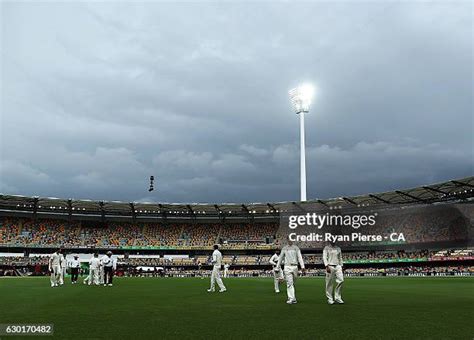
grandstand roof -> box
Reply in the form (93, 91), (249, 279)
(0, 176), (473, 219)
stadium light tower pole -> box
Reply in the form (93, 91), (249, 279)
(289, 84), (314, 202)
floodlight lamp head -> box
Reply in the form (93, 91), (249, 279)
(289, 84), (314, 114)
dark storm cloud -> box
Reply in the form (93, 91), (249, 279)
(0, 1), (472, 203)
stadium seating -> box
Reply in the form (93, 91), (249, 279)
(0, 212), (472, 277)
(0, 212), (468, 250)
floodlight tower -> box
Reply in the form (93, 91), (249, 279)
(289, 84), (314, 202)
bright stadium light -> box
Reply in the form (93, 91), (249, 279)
(289, 83), (314, 114)
(289, 83), (315, 201)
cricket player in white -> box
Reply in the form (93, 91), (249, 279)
(49, 249), (62, 287)
(99, 258), (105, 285)
(88, 253), (101, 286)
(207, 244), (226, 293)
(269, 250), (284, 293)
(58, 252), (66, 285)
(277, 241), (305, 304)
(223, 263), (230, 278)
(323, 242), (344, 304)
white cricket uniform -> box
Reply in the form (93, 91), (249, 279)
(59, 254), (66, 285)
(323, 245), (344, 303)
(277, 245), (305, 302)
(89, 257), (101, 285)
(99, 258), (105, 284)
(269, 253), (284, 293)
(223, 264), (229, 278)
(209, 249), (226, 291)
(49, 252), (62, 287)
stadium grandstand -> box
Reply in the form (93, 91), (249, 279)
(0, 176), (473, 277)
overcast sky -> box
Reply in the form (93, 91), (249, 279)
(0, 1), (472, 204)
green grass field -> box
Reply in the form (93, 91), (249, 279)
(0, 277), (473, 339)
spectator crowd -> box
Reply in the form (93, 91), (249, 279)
(0, 210), (469, 250)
